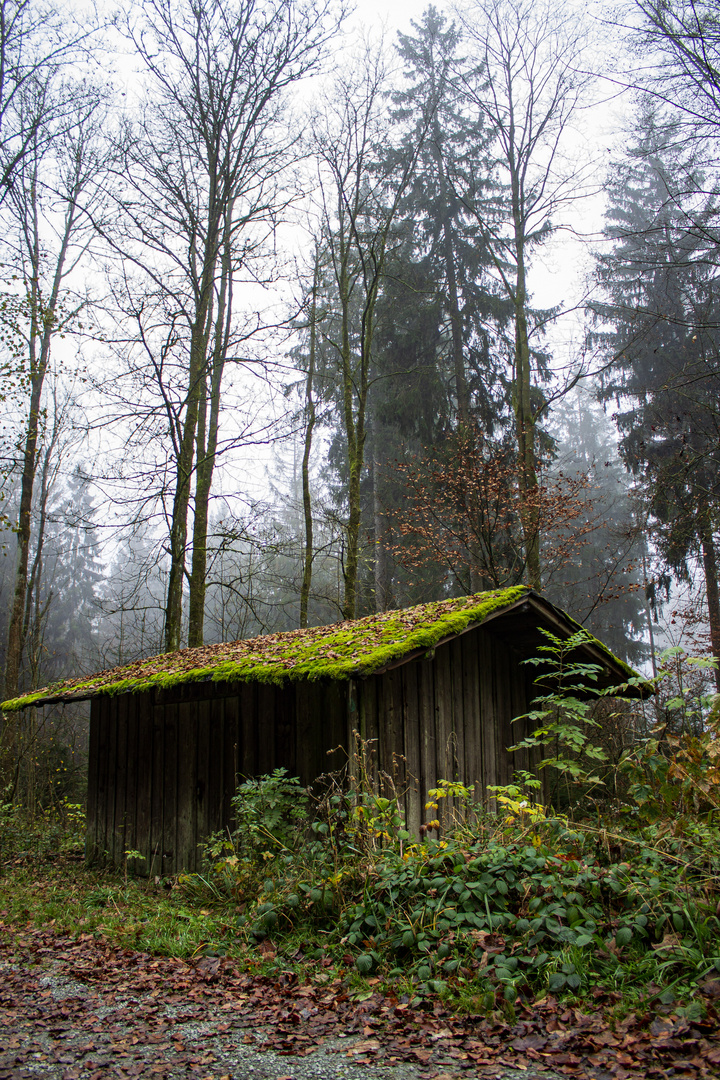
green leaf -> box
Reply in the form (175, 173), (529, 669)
(355, 954), (374, 975)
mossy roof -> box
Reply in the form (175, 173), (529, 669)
(0, 586), (641, 712)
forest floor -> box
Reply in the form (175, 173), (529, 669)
(2, 902), (719, 1080)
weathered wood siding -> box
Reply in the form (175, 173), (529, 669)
(85, 625), (533, 875)
(86, 679), (348, 875)
(354, 627), (534, 835)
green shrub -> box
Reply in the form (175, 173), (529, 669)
(0, 799), (85, 865)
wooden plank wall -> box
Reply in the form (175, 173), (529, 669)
(86, 677), (352, 875)
(85, 628), (533, 874)
(356, 628), (532, 835)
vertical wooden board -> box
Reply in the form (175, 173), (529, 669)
(295, 683), (313, 787)
(85, 701), (101, 863)
(134, 693), (153, 870)
(461, 632), (482, 796)
(104, 697), (119, 865)
(206, 696), (225, 835)
(114, 696), (129, 865)
(95, 697), (111, 863)
(323, 680), (349, 776)
(275, 683), (296, 776)
(94, 700), (106, 862)
(492, 639), (509, 786)
(506, 653), (521, 776)
(376, 673), (389, 795)
(223, 694), (240, 830)
(357, 675), (379, 775)
(196, 698), (211, 851)
(176, 701), (198, 873)
(374, 675), (386, 793)
(433, 645), (454, 782)
(123, 694), (138, 862)
(162, 702), (178, 876)
(384, 668), (405, 796)
(449, 638), (466, 786)
(508, 650), (523, 779)
(521, 665), (547, 800)
(506, 650), (527, 778)
(401, 663), (421, 838)
(149, 702), (165, 878)
(347, 677), (359, 743)
(518, 658), (533, 770)
(433, 644), (454, 829)
(257, 684), (276, 774)
(238, 684), (255, 779)
(418, 660), (436, 817)
(478, 631), (498, 794)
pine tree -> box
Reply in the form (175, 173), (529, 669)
(593, 110), (720, 683)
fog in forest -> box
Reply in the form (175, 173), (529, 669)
(1, 0), (719, 804)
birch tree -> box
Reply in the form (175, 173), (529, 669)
(114, 0), (340, 651)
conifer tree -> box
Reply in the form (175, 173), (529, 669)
(593, 111), (720, 684)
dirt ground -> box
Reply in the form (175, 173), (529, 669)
(1, 920), (717, 1080)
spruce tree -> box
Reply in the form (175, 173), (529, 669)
(593, 110), (720, 683)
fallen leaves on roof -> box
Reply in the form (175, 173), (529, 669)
(1, 586), (530, 711)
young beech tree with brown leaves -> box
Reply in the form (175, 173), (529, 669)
(388, 427), (597, 596)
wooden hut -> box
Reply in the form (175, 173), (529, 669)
(2, 586), (642, 875)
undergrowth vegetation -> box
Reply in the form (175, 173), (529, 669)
(2, 638), (720, 1020)
(182, 759), (720, 1016)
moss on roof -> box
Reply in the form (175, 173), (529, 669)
(2, 586), (533, 711)
(1, 585), (643, 712)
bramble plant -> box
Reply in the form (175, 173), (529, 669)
(487, 773), (545, 836)
(229, 768), (309, 856)
(621, 656), (720, 823)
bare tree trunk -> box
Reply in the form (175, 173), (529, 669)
(4, 165), (79, 698)
(299, 254), (319, 629)
(316, 53), (432, 620)
(164, 243), (217, 652)
(700, 511), (720, 693)
(339, 238), (365, 621)
(187, 223), (233, 647)
(372, 454), (391, 612)
(512, 231), (540, 589)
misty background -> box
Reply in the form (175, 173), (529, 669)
(1, 0), (718, 804)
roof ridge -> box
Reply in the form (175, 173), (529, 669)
(1, 587), (532, 711)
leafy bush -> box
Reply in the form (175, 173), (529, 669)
(185, 642), (720, 1008)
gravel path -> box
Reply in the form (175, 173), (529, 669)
(0, 956), (574, 1080)
(4, 921), (711, 1080)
